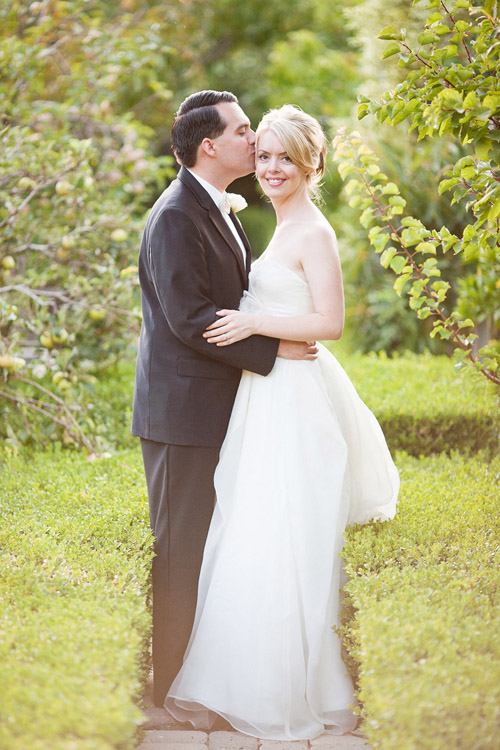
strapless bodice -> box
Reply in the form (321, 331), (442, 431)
(240, 258), (314, 316)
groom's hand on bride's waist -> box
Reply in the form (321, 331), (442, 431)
(277, 340), (318, 360)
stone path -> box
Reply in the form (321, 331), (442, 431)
(137, 727), (371, 750)
(138, 674), (372, 750)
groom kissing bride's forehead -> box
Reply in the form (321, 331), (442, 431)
(131, 89), (314, 709)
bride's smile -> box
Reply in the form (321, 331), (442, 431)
(256, 130), (306, 202)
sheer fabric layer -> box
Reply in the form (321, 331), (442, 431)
(165, 259), (399, 739)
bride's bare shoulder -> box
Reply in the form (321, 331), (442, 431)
(296, 217), (338, 255)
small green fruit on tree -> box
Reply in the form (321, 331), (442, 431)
(0, 1), (173, 450)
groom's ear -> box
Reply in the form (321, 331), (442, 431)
(200, 137), (217, 159)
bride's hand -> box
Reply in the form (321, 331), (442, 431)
(203, 310), (256, 345)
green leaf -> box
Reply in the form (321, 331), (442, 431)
(392, 105), (412, 126)
(417, 307), (432, 319)
(460, 166), (476, 181)
(360, 207), (375, 228)
(401, 217), (425, 229)
(338, 163), (355, 180)
(398, 52), (417, 67)
(432, 281), (450, 304)
(357, 103), (370, 120)
(417, 31), (438, 45)
(434, 23), (452, 35)
(483, 94), (500, 112)
(439, 229), (458, 253)
(380, 247), (397, 267)
(382, 182), (399, 195)
(378, 26), (403, 40)
(402, 227), (426, 246)
(373, 232), (390, 253)
(435, 325), (452, 340)
(438, 177), (461, 195)
(390, 255), (407, 273)
(440, 89), (464, 109)
(415, 241), (437, 255)
(463, 90), (478, 108)
(455, 68), (474, 82)
(409, 295), (425, 310)
(475, 139), (491, 160)
(411, 279), (427, 296)
(393, 273), (412, 296)
(382, 42), (401, 59)
(389, 195), (407, 207)
(487, 197), (500, 222)
(431, 280), (450, 293)
(422, 258), (441, 277)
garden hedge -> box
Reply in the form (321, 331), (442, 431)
(3, 349), (497, 457)
(69, 348), (499, 459)
(342, 451), (500, 750)
(103, 350), (499, 456)
(0, 448), (153, 750)
(331, 347), (499, 455)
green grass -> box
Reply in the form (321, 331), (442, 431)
(342, 451), (500, 750)
(1, 347), (498, 748)
(0, 447), (152, 750)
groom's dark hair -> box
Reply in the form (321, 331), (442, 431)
(171, 90), (238, 167)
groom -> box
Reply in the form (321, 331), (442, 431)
(132, 90), (316, 707)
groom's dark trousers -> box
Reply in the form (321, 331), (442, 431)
(131, 168), (279, 707)
(140, 441), (220, 705)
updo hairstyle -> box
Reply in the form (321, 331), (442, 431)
(256, 105), (327, 201)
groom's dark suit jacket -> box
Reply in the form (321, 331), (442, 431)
(131, 166), (279, 447)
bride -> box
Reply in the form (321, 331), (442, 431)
(164, 105), (399, 740)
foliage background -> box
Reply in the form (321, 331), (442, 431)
(1, 0), (498, 449)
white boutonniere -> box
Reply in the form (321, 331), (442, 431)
(226, 193), (248, 213)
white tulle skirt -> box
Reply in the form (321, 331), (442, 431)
(164, 344), (398, 739)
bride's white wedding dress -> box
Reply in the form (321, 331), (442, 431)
(164, 257), (399, 740)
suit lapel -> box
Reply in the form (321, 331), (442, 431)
(207, 204), (248, 280)
(178, 167), (249, 282)
(229, 211), (252, 275)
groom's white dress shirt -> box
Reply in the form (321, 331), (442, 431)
(186, 169), (246, 262)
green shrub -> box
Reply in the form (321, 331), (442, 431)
(342, 451), (500, 750)
(92, 347), (499, 456)
(79, 360), (137, 452)
(329, 346), (499, 455)
(0, 448), (153, 750)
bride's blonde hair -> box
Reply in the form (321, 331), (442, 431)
(256, 105), (327, 201)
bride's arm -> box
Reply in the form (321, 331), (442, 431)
(204, 226), (344, 345)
